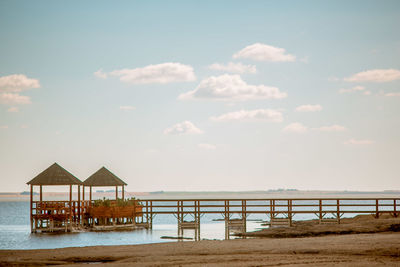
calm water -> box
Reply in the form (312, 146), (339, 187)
(1, 199), (393, 250)
(0, 201), (265, 250)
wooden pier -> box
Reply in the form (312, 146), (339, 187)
(135, 198), (400, 239)
(27, 163), (399, 239)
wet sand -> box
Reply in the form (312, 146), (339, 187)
(1, 215), (400, 266)
(240, 214), (400, 238)
(0, 232), (399, 266)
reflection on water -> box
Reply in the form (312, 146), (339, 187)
(0, 202), (263, 250)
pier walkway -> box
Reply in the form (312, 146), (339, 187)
(30, 197), (399, 239)
(137, 197), (399, 239)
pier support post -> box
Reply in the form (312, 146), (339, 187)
(288, 200), (292, 227)
(224, 200), (230, 240)
(196, 200), (200, 240)
(69, 185), (72, 231)
(78, 185), (81, 226)
(242, 200), (247, 238)
(30, 185), (34, 233)
(177, 200), (183, 238)
(319, 199), (323, 223)
(375, 199), (380, 219)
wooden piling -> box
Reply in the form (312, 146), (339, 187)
(30, 185), (33, 233)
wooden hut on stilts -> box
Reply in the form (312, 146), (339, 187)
(27, 163), (83, 233)
(83, 167), (142, 230)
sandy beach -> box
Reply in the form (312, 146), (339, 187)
(1, 232), (399, 266)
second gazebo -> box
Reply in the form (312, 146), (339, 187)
(83, 166), (127, 201)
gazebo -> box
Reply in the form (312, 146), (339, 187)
(83, 166), (127, 201)
(26, 162), (83, 233)
(83, 167), (140, 228)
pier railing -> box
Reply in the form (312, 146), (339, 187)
(30, 198), (399, 235)
(138, 198), (400, 223)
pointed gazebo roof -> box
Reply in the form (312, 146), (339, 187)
(83, 167), (127, 186)
(27, 163), (82, 185)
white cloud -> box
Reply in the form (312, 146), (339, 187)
(233, 43), (296, 62)
(0, 93), (31, 105)
(7, 107), (19, 113)
(283, 123), (346, 134)
(385, 92), (400, 97)
(106, 63), (196, 84)
(295, 104), (322, 112)
(315, 125), (347, 132)
(119, 105), (135, 111)
(211, 109), (283, 122)
(0, 125), (8, 129)
(339, 85), (365, 94)
(363, 91), (372, 96)
(344, 139), (374, 145)
(94, 69), (108, 79)
(208, 62), (256, 74)
(198, 143), (216, 150)
(164, 121), (203, 135)
(345, 69), (400, 82)
(283, 123), (308, 134)
(0, 74), (40, 92)
(179, 74), (287, 101)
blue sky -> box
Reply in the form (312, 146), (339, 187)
(1, 1), (399, 192)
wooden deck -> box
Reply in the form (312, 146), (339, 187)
(137, 198), (399, 239)
(30, 197), (399, 239)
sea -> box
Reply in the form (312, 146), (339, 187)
(0, 195), (397, 250)
(0, 201), (266, 250)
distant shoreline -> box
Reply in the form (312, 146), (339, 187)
(1, 190), (399, 202)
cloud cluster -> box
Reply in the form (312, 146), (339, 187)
(0, 74), (39, 105)
(94, 69), (108, 79)
(283, 123), (346, 133)
(283, 122), (308, 133)
(385, 92), (400, 97)
(208, 62), (256, 74)
(295, 104), (322, 112)
(317, 125), (346, 132)
(211, 109), (283, 122)
(233, 43), (296, 62)
(344, 139), (374, 145)
(0, 93), (31, 105)
(179, 74), (287, 101)
(164, 121), (203, 135)
(96, 63), (196, 84)
(7, 107), (19, 113)
(339, 85), (372, 96)
(345, 69), (400, 82)
(0, 74), (40, 92)
(339, 85), (365, 94)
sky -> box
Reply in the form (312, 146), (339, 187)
(1, 0), (400, 192)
